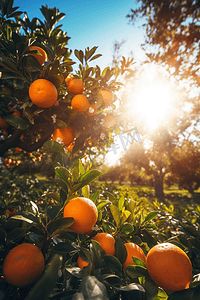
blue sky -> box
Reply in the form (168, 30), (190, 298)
(14, 0), (146, 69)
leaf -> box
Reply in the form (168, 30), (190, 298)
(11, 215), (35, 224)
(44, 140), (67, 157)
(72, 170), (101, 193)
(120, 223), (134, 235)
(91, 239), (104, 269)
(118, 283), (145, 293)
(24, 254), (63, 300)
(90, 191), (100, 203)
(74, 49), (84, 64)
(125, 265), (150, 279)
(132, 257), (146, 268)
(144, 277), (158, 299)
(120, 210), (131, 226)
(89, 54), (102, 62)
(142, 211), (158, 224)
(4, 115), (29, 130)
(104, 255), (122, 275)
(47, 217), (74, 235)
(96, 200), (110, 211)
(48, 178), (68, 194)
(55, 166), (71, 181)
(46, 205), (62, 220)
(115, 236), (127, 265)
(118, 195), (125, 211)
(110, 204), (121, 228)
(85, 46), (98, 61)
(82, 184), (90, 198)
(78, 275), (109, 300)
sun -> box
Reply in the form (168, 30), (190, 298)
(133, 80), (174, 130)
(123, 64), (177, 131)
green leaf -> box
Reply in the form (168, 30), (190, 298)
(46, 205), (62, 220)
(118, 195), (125, 211)
(48, 178), (68, 194)
(120, 210), (131, 226)
(55, 166), (71, 181)
(24, 254), (63, 300)
(142, 211), (158, 224)
(47, 217), (74, 235)
(79, 159), (85, 175)
(144, 277), (159, 300)
(44, 140), (67, 157)
(101, 67), (110, 77)
(90, 191), (100, 203)
(72, 170), (101, 193)
(91, 239), (104, 269)
(4, 115), (29, 130)
(120, 223), (134, 235)
(125, 265), (150, 279)
(132, 257), (146, 268)
(96, 200), (110, 211)
(82, 185), (90, 198)
(115, 236), (127, 265)
(103, 255), (122, 275)
(110, 204), (121, 228)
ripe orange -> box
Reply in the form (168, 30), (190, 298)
(77, 256), (89, 269)
(92, 233), (115, 255)
(146, 242), (192, 292)
(123, 243), (146, 269)
(67, 142), (75, 152)
(67, 78), (84, 95)
(13, 111), (21, 117)
(98, 89), (113, 106)
(15, 147), (22, 153)
(102, 115), (115, 128)
(29, 79), (58, 108)
(63, 197), (98, 233)
(5, 209), (16, 217)
(65, 76), (75, 85)
(3, 243), (45, 288)
(52, 127), (74, 147)
(71, 94), (90, 112)
(27, 46), (47, 66)
(0, 117), (8, 128)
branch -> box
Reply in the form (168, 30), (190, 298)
(0, 125), (54, 156)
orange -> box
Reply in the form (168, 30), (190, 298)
(98, 89), (113, 106)
(123, 243), (146, 269)
(15, 147), (22, 153)
(65, 76), (75, 85)
(3, 243), (45, 288)
(77, 256), (89, 269)
(67, 142), (75, 152)
(5, 209), (16, 217)
(0, 116), (8, 128)
(71, 94), (90, 112)
(86, 104), (97, 116)
(52, 127), (74, 147)
(102, 115), (115, 128)
(27, 46), (47, 66)
(13, 111), (21, 117)
(63, 197), (98, 233)
(146, 242), (192, 292)
(67, 78), (84, 95)
(29, 79), (58, 108)
(92, 233), (115, 255)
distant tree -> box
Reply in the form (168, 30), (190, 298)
(126, 0), (200, 86)
(170, 140), (200, 193)
(121, 128), (177, 197)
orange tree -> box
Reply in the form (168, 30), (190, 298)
(0, 1), (134, 161)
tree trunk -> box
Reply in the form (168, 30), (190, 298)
(154, 173), (164, 197)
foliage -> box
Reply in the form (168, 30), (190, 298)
(0, 0), (134, 160)
(126, 0), (200, 85)
(1, 143), (200, 299)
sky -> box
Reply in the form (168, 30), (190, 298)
(14, 0), (146, 69)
